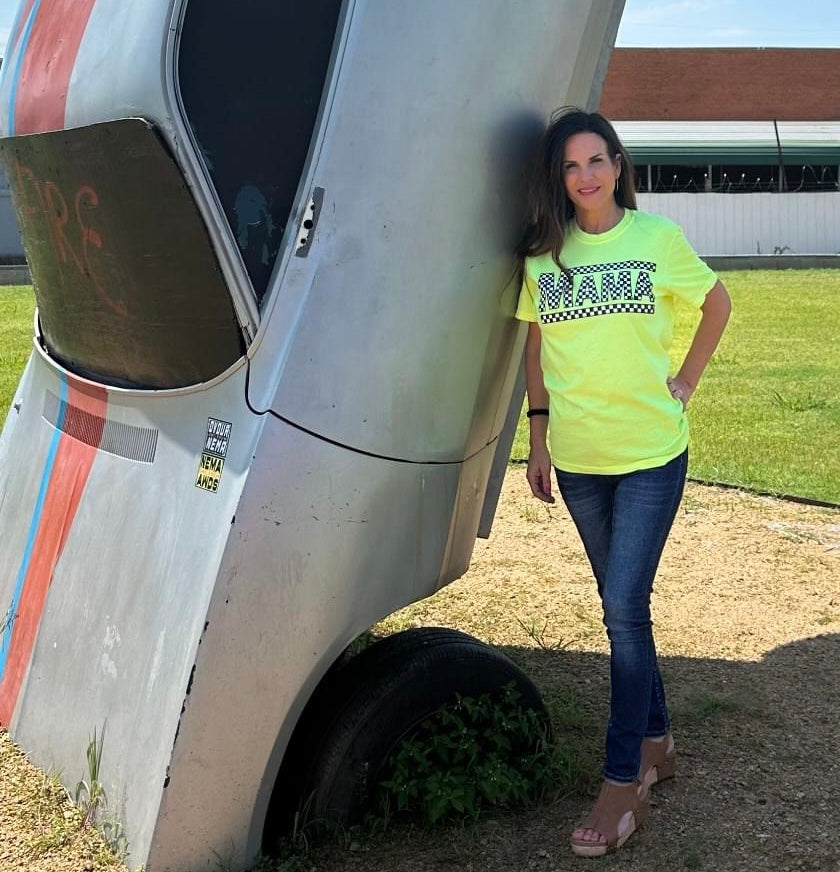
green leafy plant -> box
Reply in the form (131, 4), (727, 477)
(376, 683), (566, 826)
(75, 726), (107, 828)
(99, 814), (129, 860)
(247, 855), (308, 872)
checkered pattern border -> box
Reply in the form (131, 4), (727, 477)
(540, 302), (655, 323)
(569, 260), (656, 275)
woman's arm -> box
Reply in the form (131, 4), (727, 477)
(668, 279), (732, 407)
(524, 322), (555, 503)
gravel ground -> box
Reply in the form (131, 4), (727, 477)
(1, 471), (838, 872)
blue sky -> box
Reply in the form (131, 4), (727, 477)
(0, 0), (15, 59)
(616, 0), (840, 46)
(0, 0), (838, 58)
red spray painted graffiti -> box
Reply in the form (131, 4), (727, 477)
(13, 159), (126, 317)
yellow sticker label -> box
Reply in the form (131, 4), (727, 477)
(195, 417), (231, 493)
(195, 452), (224, 492)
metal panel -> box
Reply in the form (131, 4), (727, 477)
(0, 0), (173, 137)
(148, 417), (479, 872)
(251, 0), (624, 466)
(0, 2), (624, 871)
(638, 192), (840, 255)
(0, 0), (262, 336)
(479, 0), (624, 538)
(2, 350), (262, 863)
(615, 121), (840, 165)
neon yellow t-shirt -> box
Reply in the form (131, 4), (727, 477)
(515, 209), (717, 474)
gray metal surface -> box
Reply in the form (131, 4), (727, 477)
(250, 1), (624, 464)
(478, 0), (623, 536)
(0, 1), (624, 869)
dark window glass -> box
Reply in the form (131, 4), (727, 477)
(178, 1), (343, 304)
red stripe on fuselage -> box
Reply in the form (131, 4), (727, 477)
(5, 0), (37, 62)
(0, 383), (106, 726)
(13, 0), (98, 135)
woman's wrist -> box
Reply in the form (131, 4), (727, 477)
(529, 420), (549, 446)
(674, 369), (698, 391)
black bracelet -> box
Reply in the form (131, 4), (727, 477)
(526, 408), (549, 419)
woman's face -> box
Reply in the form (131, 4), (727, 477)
(561, 131), (621, 216)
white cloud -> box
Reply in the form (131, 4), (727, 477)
(620, 0), (720, 28)
(617, 0), (840, 47)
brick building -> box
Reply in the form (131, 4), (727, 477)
(600, 48), (840, 122)
(596, 49), (840, 256)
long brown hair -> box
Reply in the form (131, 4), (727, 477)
(517, 107), (637, 269)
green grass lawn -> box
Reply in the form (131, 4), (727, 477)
(0, 285), (33, 422)
(671, 270), (839, 503)
(3, 272), (839, 502)
(511, 269), (840, 504)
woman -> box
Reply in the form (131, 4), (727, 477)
(516, 107), (731, 856)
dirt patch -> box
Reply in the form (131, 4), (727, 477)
(0, 729), (123, 871)
(1, 471), (838, 872)
(310, 472), (840, 872)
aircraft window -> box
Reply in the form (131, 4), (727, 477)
(177, 1), (343, 304)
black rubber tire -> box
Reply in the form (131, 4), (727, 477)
(284, 627), (548, 832)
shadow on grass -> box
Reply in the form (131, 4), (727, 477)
(299, 632), (840, 872)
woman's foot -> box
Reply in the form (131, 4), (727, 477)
(639, 733), (676, 790)
(570, 779), (649, 857)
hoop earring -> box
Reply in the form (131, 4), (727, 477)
(615, 177), (620, 193)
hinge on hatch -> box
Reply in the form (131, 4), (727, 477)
(294, 187), (325, 257)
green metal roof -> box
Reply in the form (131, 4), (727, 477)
(613, 121), (840, 166)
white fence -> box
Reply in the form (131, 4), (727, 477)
(637, 192), (840, 256)
(0, 190), (23, 258)
(0, 164), (24, 259)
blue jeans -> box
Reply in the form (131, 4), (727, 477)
(555, 450), (687, 783)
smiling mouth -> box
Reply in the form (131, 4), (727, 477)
(578, 186), (600, 194)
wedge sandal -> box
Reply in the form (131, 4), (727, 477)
(640, 733), (676, 790)
(570, 780), (649, 857)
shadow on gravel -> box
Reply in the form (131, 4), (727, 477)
(304, 633), (840, 872)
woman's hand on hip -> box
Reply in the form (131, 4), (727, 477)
(667, 375), (693, 409)
(526, 444), (556, 504)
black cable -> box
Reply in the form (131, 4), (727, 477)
(243, 355), (497, 467)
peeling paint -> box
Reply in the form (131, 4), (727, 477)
(100, 622), (121, 679)
(100, 651), (118, 679)
(145, 629), (165, 697)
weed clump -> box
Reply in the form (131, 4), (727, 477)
(376, 683), (570, 825)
